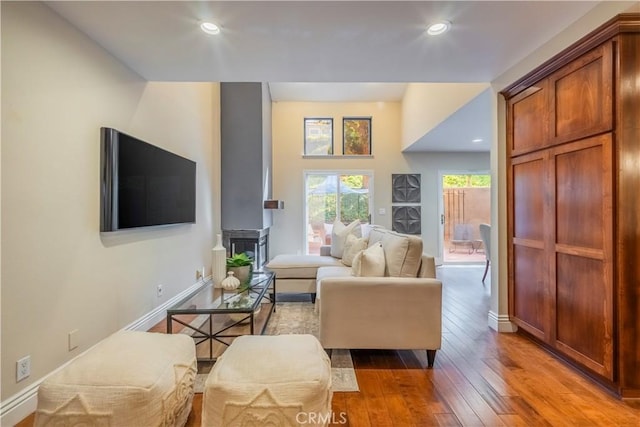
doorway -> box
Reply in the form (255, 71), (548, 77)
(439, 172), (491, 263)
(304, 171), (373, 254)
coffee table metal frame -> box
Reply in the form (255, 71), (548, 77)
(166, 271), (276, 362)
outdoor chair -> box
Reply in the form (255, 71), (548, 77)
(449, 223), (474, 254)
(479, 223), (491, 283)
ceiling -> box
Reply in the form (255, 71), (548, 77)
(45, 1), (634, 152)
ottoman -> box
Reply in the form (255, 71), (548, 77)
(35, 330), (196, 427)
(202, 334), (332, 427)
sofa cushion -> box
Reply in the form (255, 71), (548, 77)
(341, 234), (367, 267)
(361, 223), (374, 239)
(330, 219), (361, 258)
(367, 225), (386, 248)
(317, 265), (352, 283)
(267, 255), (343, 279)
(352, 242), (386, 277)
(315, 265), (352, 308)
(381, 231), (423, 277)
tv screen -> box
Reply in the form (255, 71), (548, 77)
(100, 127), (196, 232)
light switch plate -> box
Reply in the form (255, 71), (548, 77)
(68, 329), (79, 351)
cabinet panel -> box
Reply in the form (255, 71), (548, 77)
(555, 144), (604, 249)
(512, 158), (545, 241)
(556, 253), (613, 379)
(616, 32), (640, 395)
(513, 246), (547, 338)
(550, 43), (613, 144)
(510, 84), (548, 155)
(510, 152), (549, 340)
(551, 134), (613, 379)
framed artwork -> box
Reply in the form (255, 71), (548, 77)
(392, 174), (421, 203)
(343, 117), (371, 155)
(304, 118), (333, 155)
(392, 206), (421, 235)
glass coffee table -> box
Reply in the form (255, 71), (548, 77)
(166, 271), (275, 362)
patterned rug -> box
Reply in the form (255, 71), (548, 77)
(194, 302), (359, 393)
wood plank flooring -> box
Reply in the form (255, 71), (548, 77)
(16, 265), (640, 426)
(325, 265), (640, 427)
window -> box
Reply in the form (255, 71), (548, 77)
(304, 171), (373, 254)
(343, 117), (371, 155)
(304, 118), (333, 155)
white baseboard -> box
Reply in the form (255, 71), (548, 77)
(0, 277), (210, 427)
(0, 382), (39, 427)
(488, 310), (518, 333)
(124, 277), (210, 332)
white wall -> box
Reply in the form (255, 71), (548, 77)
(493, 1), (640, 90)
(270, 101), (489, 259)
(1, 1), (220, 403)
(401, 83), (489, 149)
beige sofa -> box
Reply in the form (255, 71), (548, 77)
(266, 226), (442, 367)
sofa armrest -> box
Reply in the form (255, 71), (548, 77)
(319, 277), (442, 350)
(418, 254), (437, 279)
(319, 245), (332, 256)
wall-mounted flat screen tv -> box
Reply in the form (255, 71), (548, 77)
(100, 127), (196, 232)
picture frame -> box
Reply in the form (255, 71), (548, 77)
(304, 118), (333, 155)
(343, 117), (371, 155)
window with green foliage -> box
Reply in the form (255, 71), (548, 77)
(443, 174), (491, 188)
(306, 174), (370, 224)
(343, 117), (371, 155)
(304, 118), (333, 155)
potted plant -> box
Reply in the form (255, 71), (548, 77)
(226, 252), (253, 286)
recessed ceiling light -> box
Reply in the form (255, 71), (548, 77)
(427, 20), (451, 36)
(472, 138), (484, 143)
(200, 22), (220, 35)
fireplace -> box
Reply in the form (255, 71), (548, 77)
(222, 228), (269, 271)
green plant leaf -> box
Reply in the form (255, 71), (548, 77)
(226, 252), (253, 267)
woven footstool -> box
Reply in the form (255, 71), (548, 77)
(202, 334), (332, 427)
(35, 331), (196, 427)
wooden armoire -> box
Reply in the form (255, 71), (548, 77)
(502, 14), (640, 397)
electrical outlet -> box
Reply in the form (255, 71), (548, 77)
(196, 269), (203, 280)
(16, 355), (30, 382)
(157, 284), (163, 298)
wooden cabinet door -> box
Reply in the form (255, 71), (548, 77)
(550, 134), (614, 380)
(508, 82), (549, 156)
(549, 43), (613, 145)
(509, 151), (550, 341)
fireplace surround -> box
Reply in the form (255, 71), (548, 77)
(222, 228), (269, 271)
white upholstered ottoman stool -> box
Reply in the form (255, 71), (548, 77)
(202, 334), (332, 427)
(35, 330), (196, 427)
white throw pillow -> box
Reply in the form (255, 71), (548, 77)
(351, 242), (385, 277)
(341, 234), (367, 267)
(330, 219), (362, 258)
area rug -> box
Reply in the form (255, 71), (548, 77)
(193, 302), (359, 392)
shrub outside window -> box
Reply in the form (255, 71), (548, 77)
(304, 118), (333, 155)
(343, 117), (371, 155)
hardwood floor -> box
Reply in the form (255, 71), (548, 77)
(325, 265), (640, 426)
(16, 265), (640, 426)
